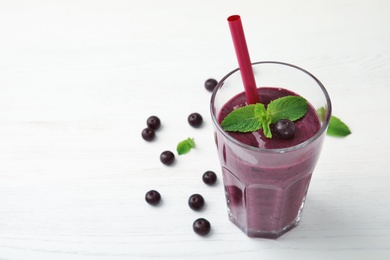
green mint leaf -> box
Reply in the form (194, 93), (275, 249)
(177, 138), (195, 155)
(254, 103), (268, 122)
(267, 96), (308, 123)
(327, 115), (351, 137)
(263, 123), (272, 138)
(221, 104), (264, 132)
(316, 107), (351, 137)
(255, 104), (272, 138)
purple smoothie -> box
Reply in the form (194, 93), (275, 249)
(215, 87), (323, 238)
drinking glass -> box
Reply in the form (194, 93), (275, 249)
(210, 61), (331, 238)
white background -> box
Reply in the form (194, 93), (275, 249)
(1, 0), (389, 259)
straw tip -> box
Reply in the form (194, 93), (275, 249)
(227, 15), (240, 22)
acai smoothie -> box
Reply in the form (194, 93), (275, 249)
(211, 16), (331, 239)
(212, 83), (328, 238)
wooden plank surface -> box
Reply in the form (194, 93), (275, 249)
(1, 0), (389, 259)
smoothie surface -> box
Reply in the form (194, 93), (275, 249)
(218, 87), (321, 149)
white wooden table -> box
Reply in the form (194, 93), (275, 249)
(1, 0), (389, 259)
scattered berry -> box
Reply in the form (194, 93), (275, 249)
(147, 116), (161, 130)
(188, 113), (203, 128)
(272, 119), (295, 139)
(193, 218), (211, 236)
(145, 190), (161, 205)
(202, 171), (217, 185)
(160, 150), (175, 165)
(205, 78), (218, 92)
(188, 194), (205, 211)
(141, 127), (155, 141)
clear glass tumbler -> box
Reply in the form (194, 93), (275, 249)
(210, 61), (331, 238)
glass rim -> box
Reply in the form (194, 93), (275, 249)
(210, 61), (332, 154)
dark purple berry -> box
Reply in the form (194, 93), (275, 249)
(205, 78), (218, 92)
(145, 190), (161, 205)
(188, 113), (203, 128)
(160, 150), (175, 165)
(147, 116), (161, 130)
(193, 218), (211, 236)
(202, 171), (217, 185)
(272, 119), (295, 139)
(188, 194), (205, 211)
(141, 127), (155, 141)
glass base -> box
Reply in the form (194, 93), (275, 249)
(226, 189), (307, 239)
(229, 213), (300, 239)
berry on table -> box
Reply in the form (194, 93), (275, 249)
(193, 218), (211, 236)
(272, 119), (296, 139)
(160, 150), (175, 165)
(204, 78), (218, 92)
(145, 190), (161, 205)
(188, 194), (205, 211)
(188, 113), (203, 128)
(141, 127), (155, 141)
(147, 116), (161, 130)
(202, 171), (217, 185)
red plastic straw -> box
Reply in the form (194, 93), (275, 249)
(228, 15), (259, 104)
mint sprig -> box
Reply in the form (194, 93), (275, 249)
(317, 107), (351, 137)
(221, 96), (307, 138)
(177, 138), (195, 155)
